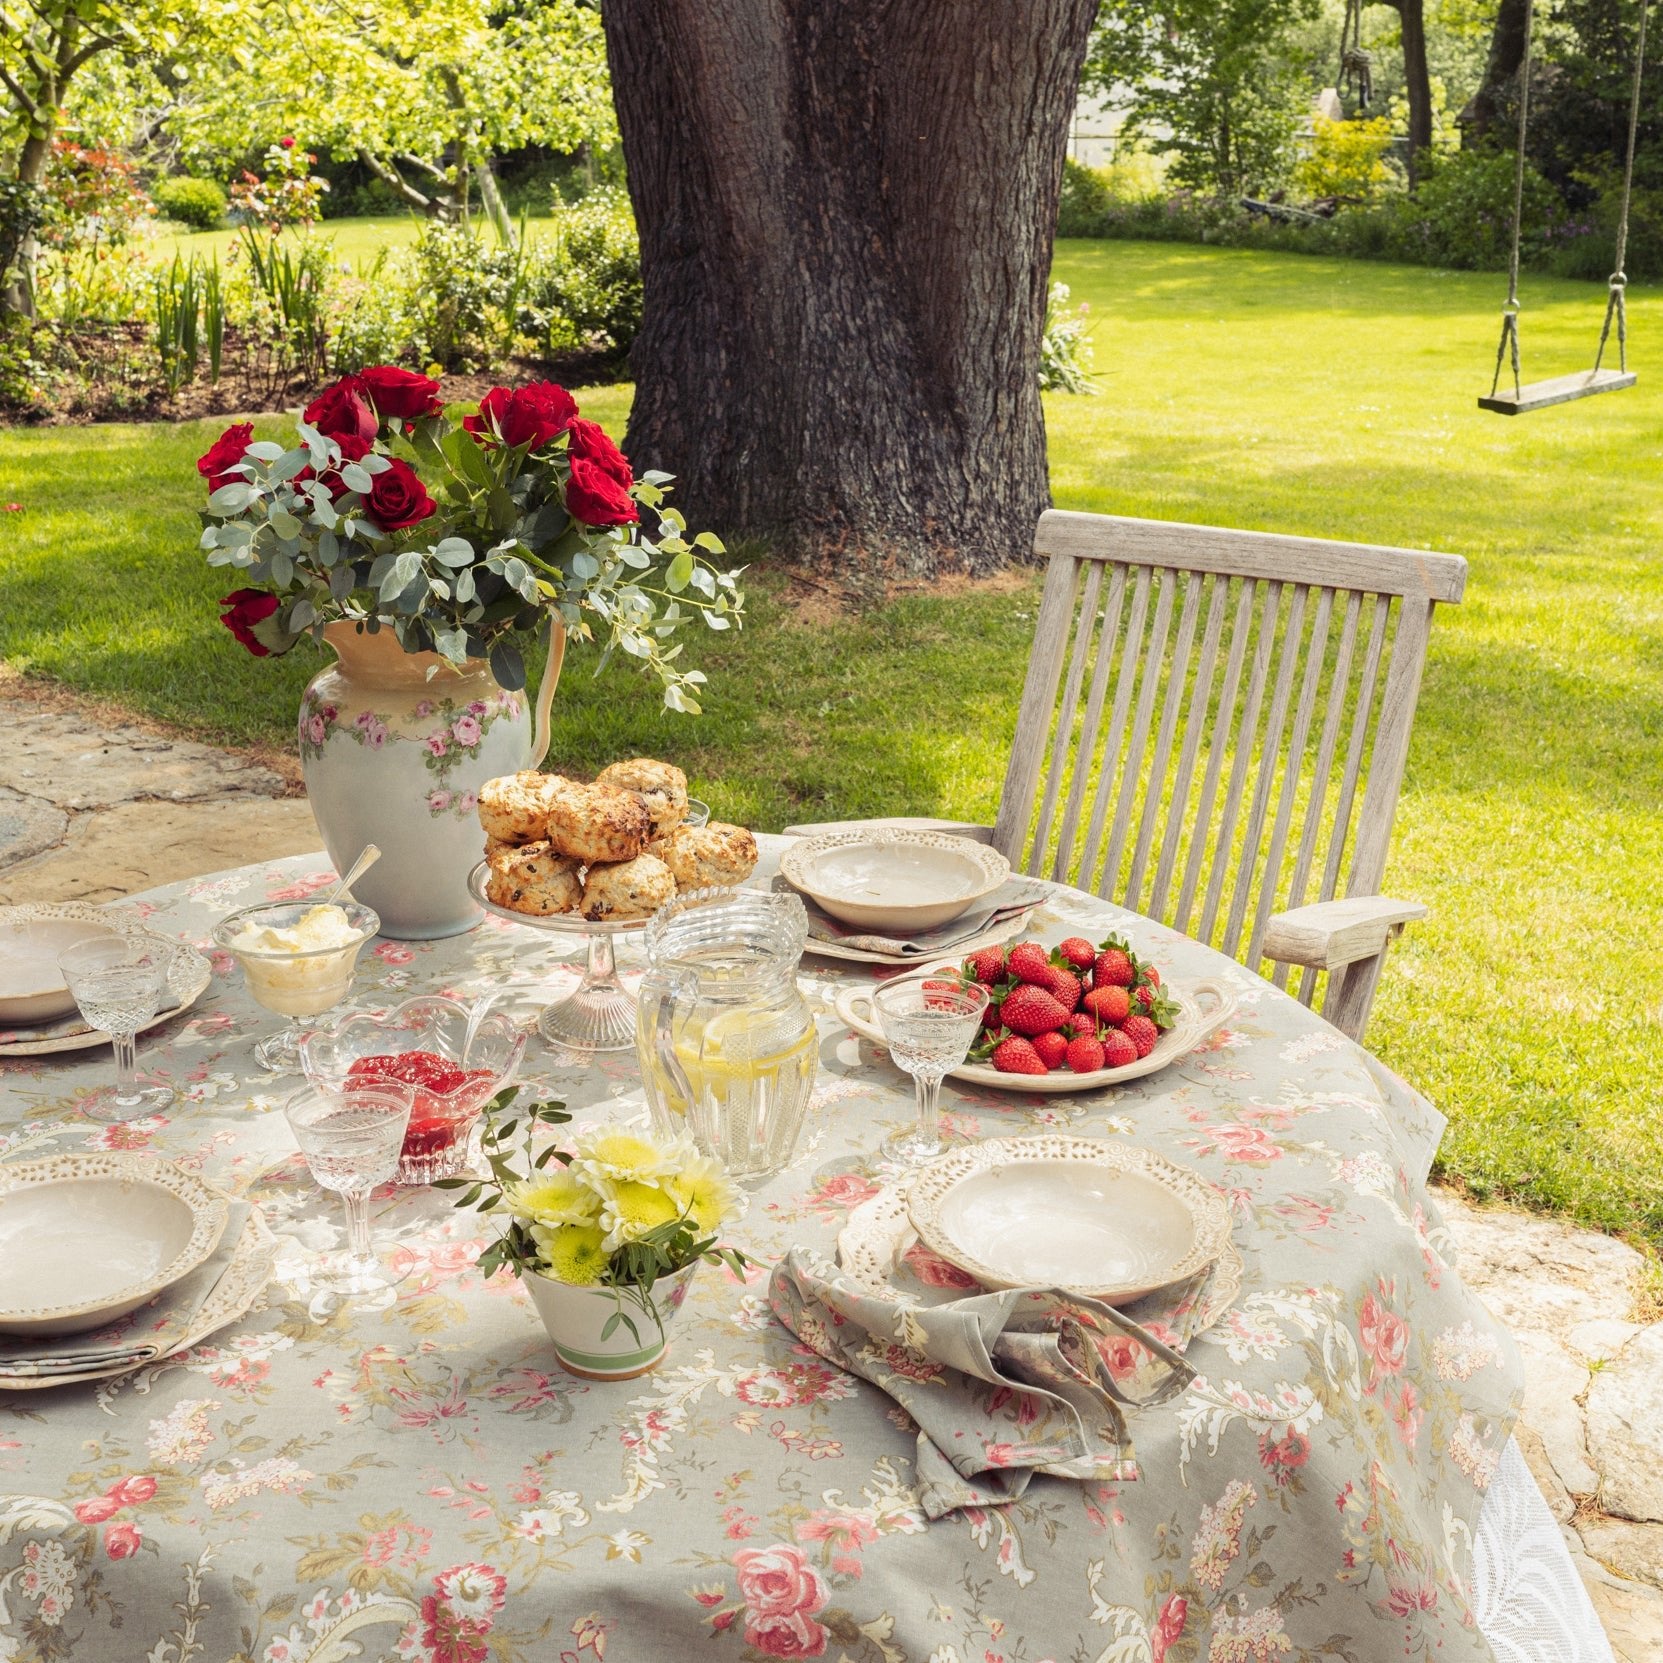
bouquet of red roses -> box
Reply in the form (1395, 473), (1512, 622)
(198, 367), (742, 711)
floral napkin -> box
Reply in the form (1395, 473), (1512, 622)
(778, 877), (1050, 958)
(0, 1201), (253, 1379)
(770, 1246), (1198, 1518)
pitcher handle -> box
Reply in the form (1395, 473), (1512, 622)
(637, 965), (700, 1129)
(527, 614), (567, 770)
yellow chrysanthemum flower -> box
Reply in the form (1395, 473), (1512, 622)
(668, 1155), (741, 1234)
(571, 1127), (678, 1186)
(534, 1222), (610, 1286)
(508, 1169), (601, 1227)
(599, 1178), (681, 1250)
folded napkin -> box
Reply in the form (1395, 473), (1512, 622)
(780, 877), (1050, 958)
(770, 1247), (1197, 1518)
(0, 1201), (252, 1379)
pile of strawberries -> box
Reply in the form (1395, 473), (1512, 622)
(959, 933), (1177, 1077)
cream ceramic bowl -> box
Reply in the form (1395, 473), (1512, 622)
(780, 829), (1010, 932)
(0, 918), (121, 1025)
(0, 1156), (229, 1338)
(905, 1136), (1232, 1305)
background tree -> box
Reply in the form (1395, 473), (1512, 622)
(602, 0), (1099, 579)
(1085, 0), (1318, 198)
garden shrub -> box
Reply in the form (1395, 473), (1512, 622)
(1058, 159), (1115, 237)
(1294, 116), (1397, 204)
(152, 176), (227, 230)
(1382, 149), (1562, 269)
(525, 186), (641, 358)
(409, 221), (516, 369)
(1039, 281), (1095, 393)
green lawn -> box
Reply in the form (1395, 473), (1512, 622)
(2, 239), (1660, 1249)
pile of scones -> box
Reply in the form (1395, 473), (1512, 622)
(477, 758), (758, 922)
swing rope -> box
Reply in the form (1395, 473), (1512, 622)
(1594, 0), (1651, 375)
(1489, 0), (1536, 402)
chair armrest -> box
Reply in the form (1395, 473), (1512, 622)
(779, 816), (996, 843)
(1261, 896), (1428, 971)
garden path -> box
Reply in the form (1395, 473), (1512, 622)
(0, 690), (1658, 1655)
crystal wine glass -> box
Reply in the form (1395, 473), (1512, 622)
(58, 936), (179, 1123)
(283, 1082), (415, 1305)
(873, 976), (989, 1165)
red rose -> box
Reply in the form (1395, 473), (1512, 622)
(566, 417), (633, 490)
(279, 136), (296, 149)
(109, 1474), (157, 1506)
(103, 1522), (142, 1560)
(304, 376), (377, 445)
(364, 457), (437, 531)
(463, 381), (578, 451)
(566, 455), (639, 527)
(197, 421), (254, 494)
(74, 1494), (122, 1524)
(357, 365), (442, 421)
(219, 589), (280, 656)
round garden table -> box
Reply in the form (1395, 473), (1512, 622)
(0, 837), (1606, 1663)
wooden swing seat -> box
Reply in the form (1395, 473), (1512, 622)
(1477, 366), (1637, 415)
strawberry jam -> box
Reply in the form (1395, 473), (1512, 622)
(345, 1049), (494, 1165)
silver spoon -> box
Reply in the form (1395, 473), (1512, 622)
(323, 844), (381, 905)
(460, 989), (505, 1067)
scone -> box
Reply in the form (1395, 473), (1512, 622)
(477, 771), (570, 845)
(579, 852), (676, 922)
(651, 822), (758, 891)
(543, 780), (652, 864)
(484, 844), (582, 915)
(596, 758), (689, 840)
(484, 835), (541, 875)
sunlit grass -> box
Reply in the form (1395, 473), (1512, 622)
(1, 239), (1659, 1246)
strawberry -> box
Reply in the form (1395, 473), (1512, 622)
(1083, 985), (1131, 1025)
(999, 983), (1069, 1037)
(982, 1002), (1002, 1030)
(1100, 1028), (1138, 1068)
(990, 1035), (1049, 1075)
(1130, 984), (1155, 1015)
(1045, 966), (1083, 1011)
(1122, 1012), (1159, 1058)
(1006, 943), (1053, 985)
(921, 976), (969, 1012)
(1093, 947), (1135, 988)
(1032, 1030), (1070, 1069)
(1066, 1012), (1096, 1036)
(1065, 1033), (1105, 1073)
(1057, 936), (1096, 971)
(1144, 965), (1161, 989)
(966, 946), (1008, 986)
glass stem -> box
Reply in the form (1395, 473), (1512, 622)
(112, 1030), (139, 1098)
(340, 1188), (375, 1267)
(915, 1071), (944, 1145)
(586, 931), (618, 992)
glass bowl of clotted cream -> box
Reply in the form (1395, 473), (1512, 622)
(213, 900), (379, 1075)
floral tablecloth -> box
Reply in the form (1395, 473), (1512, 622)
(0, 837), (1525, 1663)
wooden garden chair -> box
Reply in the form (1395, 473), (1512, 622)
(788, 510), (1467, 1043)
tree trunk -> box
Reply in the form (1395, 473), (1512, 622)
(1381, 0), (1434, 186)
(601, 0), (1099, 578)
(2, 133), (54, 319)
(1459, 0), (1530, 148)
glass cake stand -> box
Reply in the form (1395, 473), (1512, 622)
(467, 862), (649, 1052)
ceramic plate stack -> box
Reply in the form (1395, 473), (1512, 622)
(779, 829), (1037, 966)
(0, 1156), (276, 1389)
(0, 903), (212, 1059)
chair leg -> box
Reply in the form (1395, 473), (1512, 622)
(1320, 923), (1409, 1042)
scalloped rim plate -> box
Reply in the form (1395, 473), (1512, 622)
(835, 1178), (1242, 1330)
(0, 1155), (229, 1335)
(904, 1136), (1235, 1304)
(833, 960), (1234, 1093)
(780, 829), (1011, 933)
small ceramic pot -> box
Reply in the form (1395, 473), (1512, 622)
(521, 1263), (698, 1381)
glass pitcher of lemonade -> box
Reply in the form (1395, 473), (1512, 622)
(637, 887), (817, 1182)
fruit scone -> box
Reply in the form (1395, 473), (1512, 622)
(580, 852), (676, 921)
(483, 840), (582, 916)
(596, 758), (688, 841)
(477, 771), (569, 845)
(649, 822), (758, 889)
(543, 780), (653, 865)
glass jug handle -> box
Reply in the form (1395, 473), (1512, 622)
(637, 966), (700, 1133)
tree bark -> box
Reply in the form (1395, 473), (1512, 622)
(1459, 0), (1530, 148)
(1379, 0), (1434, 186)
(601, 0), (1099, 578)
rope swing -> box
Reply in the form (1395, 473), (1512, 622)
(1478, 0), (1650, 413)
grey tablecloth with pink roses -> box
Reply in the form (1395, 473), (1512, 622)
(0, 837), (1524, 1663)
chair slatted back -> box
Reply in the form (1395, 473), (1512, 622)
(993, 512), (1466, 1001)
